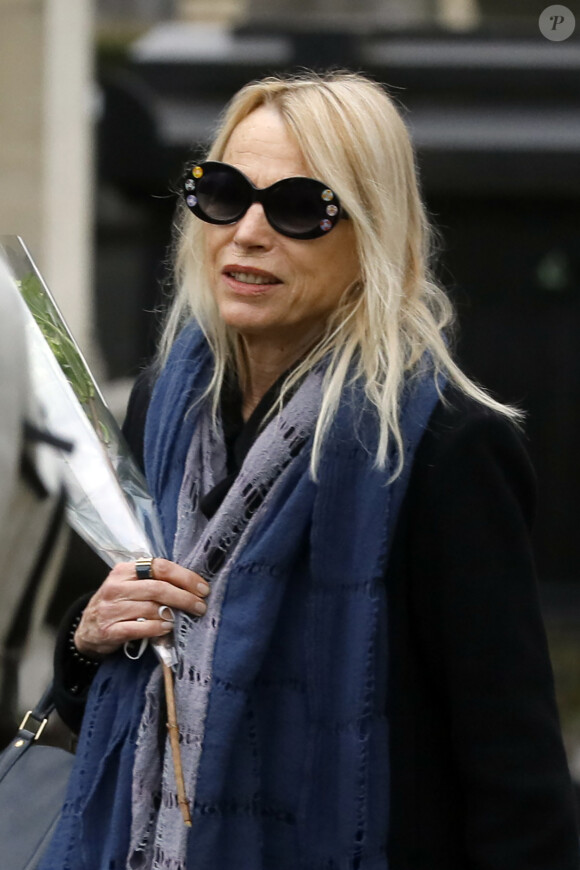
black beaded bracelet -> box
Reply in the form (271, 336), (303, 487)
(69, 612), (101, 669)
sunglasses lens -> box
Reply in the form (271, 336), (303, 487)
(268, 178), (331, 238)
(195, 164), (250, 223)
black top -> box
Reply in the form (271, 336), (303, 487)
(53, 370), (580, 870)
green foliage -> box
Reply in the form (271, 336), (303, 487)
(18, 272), (95, 406)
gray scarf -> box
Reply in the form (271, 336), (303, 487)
(128, 369), (323, 869)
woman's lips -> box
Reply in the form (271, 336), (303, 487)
(222, 266), (282, 295)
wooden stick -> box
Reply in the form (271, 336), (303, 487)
(162, 661), (192, 827)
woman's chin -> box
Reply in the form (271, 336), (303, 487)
(218, 301), (284, 338)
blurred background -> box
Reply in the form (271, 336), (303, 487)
(1, 0), (579, 779)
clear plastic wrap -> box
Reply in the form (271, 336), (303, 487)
(0, 235), (176, 667)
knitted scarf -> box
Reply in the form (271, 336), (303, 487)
(41, 322), (442, 870)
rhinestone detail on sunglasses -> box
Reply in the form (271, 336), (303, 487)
(181, 161), (348, 240)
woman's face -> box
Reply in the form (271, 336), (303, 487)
(203, 105), (360, 350)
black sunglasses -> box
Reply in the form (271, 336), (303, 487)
(181, 161), (348, 240)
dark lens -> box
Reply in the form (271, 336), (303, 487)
(266, 178), (329, 237)
(196, 165), (250, 223)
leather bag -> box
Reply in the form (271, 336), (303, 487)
(0, 684), (75, 870)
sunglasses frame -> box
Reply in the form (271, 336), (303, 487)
(182, 161), (348, 240)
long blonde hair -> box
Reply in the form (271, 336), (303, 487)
(161, 70), (520, 477)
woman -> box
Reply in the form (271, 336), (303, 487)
(44, 72), (578, 870)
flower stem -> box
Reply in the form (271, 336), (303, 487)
(162, 661), (192, 827)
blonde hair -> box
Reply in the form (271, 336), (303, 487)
(162, 70), (520, 478)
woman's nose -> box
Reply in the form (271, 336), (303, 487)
(232, 203), (275, 249)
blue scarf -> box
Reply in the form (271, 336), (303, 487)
(42, 323), (442, 870)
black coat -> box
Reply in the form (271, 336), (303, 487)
(53, 374), (579, 869)
(384, 391), (578, 868)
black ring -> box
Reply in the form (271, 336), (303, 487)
(135, 558), (154, 580)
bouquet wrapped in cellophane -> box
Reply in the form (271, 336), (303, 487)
(0, 235), (175, 668)
(1, 236), (193, 823)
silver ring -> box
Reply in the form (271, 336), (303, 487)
(135, 558), (154, 580)
(158, 605), (175, 623)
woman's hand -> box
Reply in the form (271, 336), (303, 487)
(74, 558), (210, 658)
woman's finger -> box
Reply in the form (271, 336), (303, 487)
(94, 599), (175, 625)
(106, 617), (174, 644)
(75, 610), (174, 658)
(118, 579), (208, 617)
(147, 558), (210, 597)
(98, 561), (210, 614)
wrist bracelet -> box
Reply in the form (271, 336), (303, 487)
(69, 612), (101, 669)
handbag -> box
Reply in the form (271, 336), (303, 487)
(0, 683), (75, 870)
